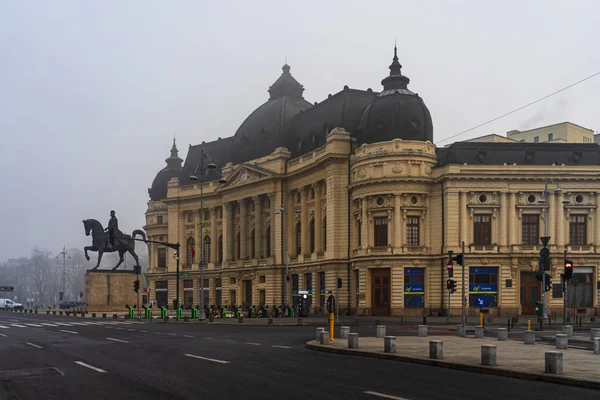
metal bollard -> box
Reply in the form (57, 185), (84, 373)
(545, 351), (563, 374)
(562, 325), (573, 338)
(481, 344), (497, 366)
(590, 328), (600, 341)
(456, 324), (465, 337)
(319, 331), (329, 345)
(348, 333), (359, 349)
(316, 327), (325, 341)
(524, 330), (535, 345)
(429, 340), (443, 359)
(340, 326), (350, 339)
(422, 315), (427, 325)
(507, 319), (511, 332)
(418, 325), (427, 337)
(497, 328), (508, 341)
(593, 337), (600, 355)
(268, 318), (273, 325)
(384, 336), (396, 353)
(555, 334), (568, 349)
(376, 325), (386, 338)
(475, 325), (484, 338)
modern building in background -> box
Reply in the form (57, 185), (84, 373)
(145, 48), (600, 317)
(507, 122), (595, 143)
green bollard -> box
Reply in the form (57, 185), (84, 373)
(289, 306), (295, 318)
(160, 306), (167, 319)
(191, 307), (198, 319)
(177, 307), (182, 320)
(126, 305), (135, 319)
(143, 305), (152, 319)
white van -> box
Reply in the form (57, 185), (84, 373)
(0, 298), (23, 309)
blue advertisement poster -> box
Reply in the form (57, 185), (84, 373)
(469, 267), (498, 308)
(404, 268), (424, 308)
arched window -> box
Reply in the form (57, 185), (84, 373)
(322, 217), (327, 251)
(217, 235), (223, 263)
(236, 231), (241, 260)
(186, 237), (195, 265)
(263, 196), (271, 210)
(296, 222), (302, 256)
(265, 226), (271, 258)
(309, 219), (315, 253)
(250, 229), (255, 259)
(203, 236), (211, 263)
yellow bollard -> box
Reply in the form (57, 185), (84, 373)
(329, 312), (335, 341)
(527, 319), (531, 331)
(479, 311), (483, 327)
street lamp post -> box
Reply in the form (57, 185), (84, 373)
(274, 204), (289, 305)
(59, 246), (70, 301)
(190, 150), (226, 321)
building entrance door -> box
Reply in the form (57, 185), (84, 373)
(243, 280), (252, 307)
(520, 272), (540, 315)
(371, 268), (390, 316)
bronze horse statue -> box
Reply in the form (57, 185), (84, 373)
(83, 219), (146, 271)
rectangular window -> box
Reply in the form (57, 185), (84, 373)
(188, 213), (193, 222)
(259, 290), (266, 307)
(374, 217), (388, 247)
(569, 215), (587, 245)
(259, 275), (266, 283)
(155, 280), (168, 307)
(292, 274), (299, 307)
(230, 277), (236, 285)
(216, 279), (222, 306)
(468, 267), (498, 307)
(305, 273), (312, 307)
(357, 220), (362, 247)
(158, 248), (167, 268)
(406, 216), (420, 247)
(521, 214), (539, 245)
(230, 290), (236, 306)
(548, 133), (553, 141)
(534, 136), (539, 143)
(157, 215), (163, 224)
(183, 280), (193, 307)
(183, 279), (193, 289)
(355, 269), (360, 308)
(473, 215), (491, 245)
(319, 272), (326, 308)
(567, 268), (593, 307)
(404, 268), (425, 308)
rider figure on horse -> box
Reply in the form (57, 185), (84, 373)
(105, 210), (119, 249)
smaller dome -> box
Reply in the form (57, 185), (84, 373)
(149, 138), (183, 201)
(357, 46), (433, 145)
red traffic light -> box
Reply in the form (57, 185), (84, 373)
(564, 259), (573, 280)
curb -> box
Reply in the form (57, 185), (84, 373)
(305, 341), (600, 391)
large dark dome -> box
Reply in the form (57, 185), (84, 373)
(357, 47), (433, 144)
(229, 64), (312, 164)
(148, 139), (183, 201)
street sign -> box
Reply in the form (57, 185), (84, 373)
(0, 286), (14, 292)
(177, 272), (191, 277)
(539, 247), (550, 259)
(540, 236), (551, 247)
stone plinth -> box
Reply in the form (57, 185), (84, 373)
(84, 270), (141, 312)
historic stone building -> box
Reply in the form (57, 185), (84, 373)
(144, 47), (600, 317)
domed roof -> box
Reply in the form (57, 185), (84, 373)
(148, 138), (183, 201)
(357, 47), (433, 144)
(229, 64), (312, 164)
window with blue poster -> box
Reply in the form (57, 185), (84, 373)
(305, 273), (313, 307)
(404, 268), (425, 308)
(319, 272), (326, 308)
(292, 274), (299, 307)
(469, 267), (498, 308)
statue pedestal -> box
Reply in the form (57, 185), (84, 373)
(84, 270), (141, 312)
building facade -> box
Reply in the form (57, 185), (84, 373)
(507, 122), (595, 144)
(144, 48), (600, 317)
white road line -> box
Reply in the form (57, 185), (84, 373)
(106, 337), (129, 343)
(363, 391), (410, 400)
(25, 323), (43, 327)
(168, 333), (176, 336)
(60, 330), (78, 334)
(26, 342), (42, 349)
(40, 323), (58, 327)
(183, 335), (194, 338)
(0, 325), (9, 329)
(245, 342), (261, 346)
(140, 330), (147, 333)
(184, 354), (230, 364)
(55, 323), (73, 326)
(105, 327), (112, 329)
(0, 333), (7, 337)
(116, 328), (124, 330)
(69, 322), (90, 326)
(271, 345), (290, 349)
(75, 361), (107, 374)
(10, 324), (27, 328)
(127, 329), (135, 331)
(223, 339), (236, 343)
(204, 337), (213, 340)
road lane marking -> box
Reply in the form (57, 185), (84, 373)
(127, 329), (135, 331)
(40, 323), (58, 327)
(140, 330), (147, 333)
(363, 391), (410, 400)
(184, 335), (194, 338)
(184, 354), (230, 364)
(106, 337), (129, 343)
(26, 342), (42, 349)
(271, 345), (290, 349)
(0, 333), (7, 337)
(0, 325), (9, 329)
(25, 323), (43, 327)
(10, 324), (27, 328)
(245, 342), (261, 346)
(223, 339), (235, 343)
(69, 322), (90, 326)
(60, 330), (78, 334)
(75, 361), (107, 374)
(168, 333), (176, 336)
(105, 327), (112, 329)
(205, 337), (213, 340)
(55, 323), (73, 326)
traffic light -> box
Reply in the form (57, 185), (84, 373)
(536, 273), (543, 282)
(453, 253), (464, 266)
(446, 279), (457, 293)
(337, 278), (342, 289)
(564, 259), (573, 280)
(133, 280), (140, 293)
(544, 273), (552, 292)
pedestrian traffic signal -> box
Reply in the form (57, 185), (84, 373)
(452, 253), (464, 266)
(133, 280), (140, 293)
(337, 278), (342, 289)
(446, 279), (457, 293)
(544, 274), (552, 292)
(564, 259), (573, 280)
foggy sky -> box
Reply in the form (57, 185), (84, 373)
(1, 1), (599, 261)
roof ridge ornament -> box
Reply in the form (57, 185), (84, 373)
(381, 45), (410, 91)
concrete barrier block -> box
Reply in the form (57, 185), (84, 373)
(46, 311), (49, 315)
(481, 344), (497, 366)
(340, 326), (350, 339)
(429, 340), (443, 359)
(320, 331), (329, 345)
(591, 328), (600, 341)
(417, 325), (427, 337)
(561, 325), (573, 338)
(268, 318), (273, 325)
(102, 313), (106, 318)
(497, 328), (507, 341)
(316, 327), (325, 341)
(384, 336), (396, 353)
(475, 325), (484, 338)
(297, 319), (303, 326)
(456, 324), (465, 337)
(556, 334), (568, 349)
(92, 313), (96, 318)
(52, 311), (56, 315)
(524, 330), (535, 345)
(376, 325), (386, 338)
(593, 338), (600, 354)
(348, 333), (359, 349)
(113, 314), (118, 319)
(59, 311), (63, 315)
(545, 351), (563, 374)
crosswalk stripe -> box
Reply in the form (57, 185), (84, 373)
(54, 323), (73, 326)
(40, 323), (58, 327)
(25, 323), (44, 327)
(10, 324), (26, 328)
(0, 325), (9, 329)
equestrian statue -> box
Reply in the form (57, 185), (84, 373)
(82, 210), (146, 271)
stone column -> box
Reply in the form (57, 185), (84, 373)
(210, 207), (217, 263)
(595, 193), (600, 249)
(253, 195), (262, 259)
(288, 191), (295, 256)
(548, 193), (556, 245)
(460, 192), (468, 246)
(314, 183), (322, 253)
(425, 194), (431, 249)
(556, 192), (565, 248)
(224, 202), (233, 261)
(239, 199), (248, 260)
(269, 193), (276, 260)
(508, 192), (516, 247)
(361, 197), (368, 248)
(301, 187), (308, 255)
(500, 192), (507, 249)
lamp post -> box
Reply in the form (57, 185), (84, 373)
(190, 150), (226, 320)
(539, 178), (569, 322)
(59, 246), (70, 301)
(274, 204), (289, 304)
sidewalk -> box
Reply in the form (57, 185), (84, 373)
(307, 333), (600, 390)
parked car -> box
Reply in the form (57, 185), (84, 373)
(0, 298), (23, 309)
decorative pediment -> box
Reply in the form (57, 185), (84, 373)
(219, 163), (275, 189)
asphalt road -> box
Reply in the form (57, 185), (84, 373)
(0, 313), (598, 400)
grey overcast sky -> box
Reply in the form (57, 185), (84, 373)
(1, 1), (599, 261)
